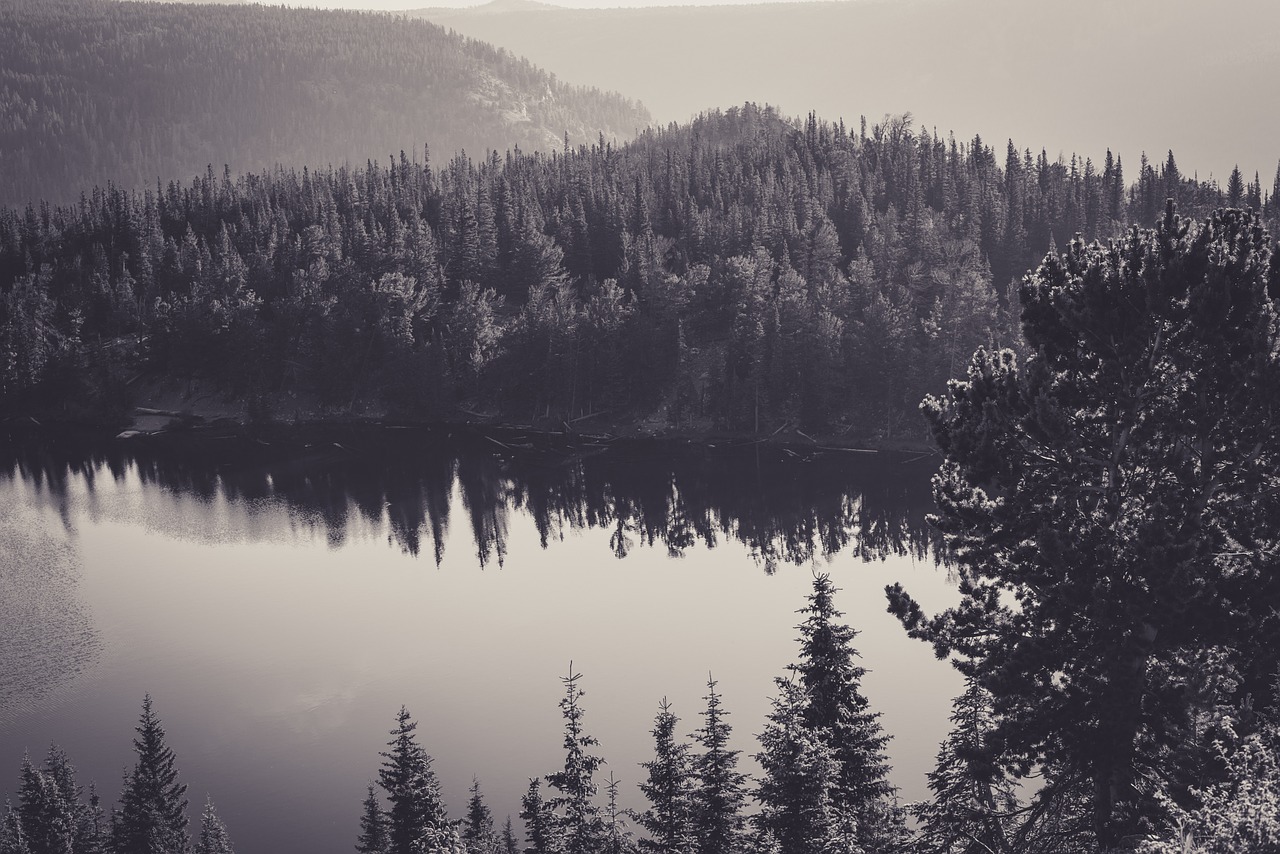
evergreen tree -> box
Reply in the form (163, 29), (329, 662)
(634, 699), (692, 854)
(911, 678), (1018, 854)
(1271, 161), (1280, 219)
(39, 746), (103, 854)
(890, 205), (1280, 846)
(76, 787), (106, 854)
(499, 817), (518, 854)
(0, 801), (29, 854)
(192, 800), (233, 854)
(545, 665), (605, 854)
(601, 775), (634, 854)
(461, 780), (495, 854)
(688, 678), (748, 854)
(518, 780), (553, 854)
(17, 755), (74, 854)
(1228, 165), (1245, 207)
(752, 681), (844, 854)
(111, 696), (190, 854)
(378, 707), (453, 854)
(788, 574), (901, 849)
(356, 785), (389, 854)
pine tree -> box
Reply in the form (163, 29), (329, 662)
(911, 678), (1018, 854)
(752, 681), (843, 854)
(788, 574), (900, 849)
(601, 775), (634, 854)
(355, 785), (389, 854)
(1270, 161), (1280, 219)
(0, 801), (30, 854)
(689, 677), (748, 854)
(518, 779), (553, 854)
(891, 204), (1280, 846)
(461, 780), (495, 854)
(1228, 165), (1245, 207)
(634, 699), (692, 854)
(378, 707), (452, 854)
(499, 817), (518, 854)
(111, 696), (190, 854)
(78, 786), (106, 854)
(17, 754), (75, 854)
(192, 800), (233, 854)
(545, 665), (605, 854)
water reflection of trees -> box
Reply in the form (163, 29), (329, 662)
(1, 424), (939, 568)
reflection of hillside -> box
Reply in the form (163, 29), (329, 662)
(1, 425), (938, 567)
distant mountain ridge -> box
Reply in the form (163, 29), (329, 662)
(0, 0), (650, 207)
(410, 0), (1280, 184)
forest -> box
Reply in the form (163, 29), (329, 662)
(0, 0), (649, 208)
(2, 90), (1280, 844)
(6, 559), (1279, 854)
(4, 104), (1277, 444)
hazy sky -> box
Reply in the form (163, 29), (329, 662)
(286, 0), (835, 9)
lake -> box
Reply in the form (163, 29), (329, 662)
(0, 424), (964, 854)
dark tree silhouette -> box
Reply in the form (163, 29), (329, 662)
(111, 696), (190, 854)
(890, 204), (1280, 846)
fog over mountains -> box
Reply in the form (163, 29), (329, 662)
(414, 0), (1280, 188)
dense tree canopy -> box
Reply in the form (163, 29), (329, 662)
(5, 105), (1272, 443)
(889, 204), (1280, 847)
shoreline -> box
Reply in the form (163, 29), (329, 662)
(2, 406), (939, 461)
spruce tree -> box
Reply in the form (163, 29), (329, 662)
(17, 754), (75, 854)
(752, 681), (842, 854)
(355, 785), (389, 854)
(378, 707), (453, 854)
(499, 817), (518, 854)
(111, 696), (190, 854)
(545, 665), (605, 854)
(788, 573), (900, 849)
(0, 802), (30, 854)
(518, 780), (553, 854)
(689, 677), (748, 854)
(911, 678), (1018, 854)
(634, 699), (692, 854)
(192, 800), (233, 854)
(1271, 161), (1280, 219)
(78, 787), (106, 854)
(461, 779), (495, 854)
(601, 775), (634, 854)
(1228, 165), (1245, 207)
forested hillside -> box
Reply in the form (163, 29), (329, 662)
(413, 0), (1280, 185)
(2, 105), (1277, 442)
(0, 0), (649, 207)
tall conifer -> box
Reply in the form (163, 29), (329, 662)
(192, 800), (233, 854)
(355, 786), (388, 854)
(545, 665), (605, 854)
(378, 707), (454, 854)
(689, 678), (748, 854)
(461, 779), (495, 854)
(635, 699), (692, 854)
(111, 696), (189, 854)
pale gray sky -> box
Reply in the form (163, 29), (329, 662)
(286, 0), (837, 9)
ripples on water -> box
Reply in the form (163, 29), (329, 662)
(0, 499), (101, 721)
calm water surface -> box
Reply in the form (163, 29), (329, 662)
(0, 426), (963, 854)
